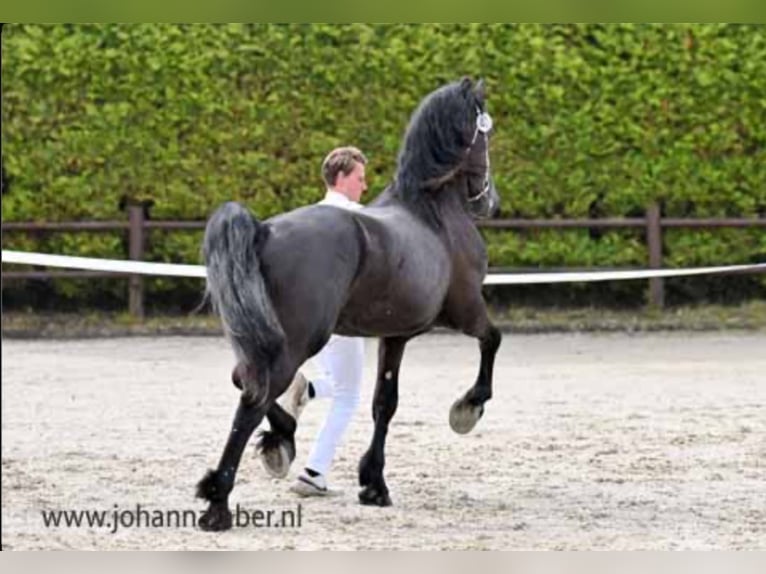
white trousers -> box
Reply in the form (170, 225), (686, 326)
(305, 334), (365, 476)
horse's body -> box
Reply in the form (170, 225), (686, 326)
(197, 78), (502, 530)
(264, 199), (451, 341)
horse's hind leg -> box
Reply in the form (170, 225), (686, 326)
(233, 361), (299, 479)
(449, 314), (502, 434)
(358, 336), (408, 506)
(196, 367), (271, 531)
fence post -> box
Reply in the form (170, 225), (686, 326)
(646, 202), (664, 308)
(128, 205), (145, 319)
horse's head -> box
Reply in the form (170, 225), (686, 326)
(395, 77), (500, 221)
(460, 78), (499, 219)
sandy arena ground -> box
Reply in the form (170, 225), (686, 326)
(2, 332), (764, 549)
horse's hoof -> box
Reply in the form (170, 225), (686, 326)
(358, 484), (392, 507)
(449, 399), (484, 434)
(256, 431), (296, 479)
(259, 442), (291, 479)
(198, 503), (232, 532)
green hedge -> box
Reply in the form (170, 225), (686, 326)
(3, 24), (765, 308)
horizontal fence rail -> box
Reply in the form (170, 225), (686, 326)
(478, 218), (766, 229)
(3, 204), (766, 317)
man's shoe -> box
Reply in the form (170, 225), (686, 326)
(289, 470), (329, 497)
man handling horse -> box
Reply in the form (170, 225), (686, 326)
(259, 146), (369, 496)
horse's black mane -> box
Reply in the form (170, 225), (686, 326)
(390, 78), (483, 228)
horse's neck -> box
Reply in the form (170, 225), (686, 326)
(426, 181), (484, 261)
(373, 180), (481, 251)
(437, 182), (478, 230)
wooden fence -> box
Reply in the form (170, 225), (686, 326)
(3, 204), (766, 318)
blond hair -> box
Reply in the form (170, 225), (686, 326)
(321, 146), (368, 187)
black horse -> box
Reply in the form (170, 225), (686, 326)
(197, 77), (502, 531)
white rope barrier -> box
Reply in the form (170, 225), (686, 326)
(483, 263), (766, 285)
(2, 250), (207, 278)
(2, 250), (765, 285)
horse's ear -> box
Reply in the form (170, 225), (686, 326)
(459, 77), (473, 93)
(475, 78), (486, 102)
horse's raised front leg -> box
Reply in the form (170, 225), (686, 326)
(358, 336), (408, 507)
(449, 312), (502, 434)
(196, 366), (270, 531)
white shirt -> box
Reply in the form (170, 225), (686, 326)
(318, 190), (363, 212)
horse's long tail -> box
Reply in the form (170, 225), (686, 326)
(202, 201), (285, 403)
